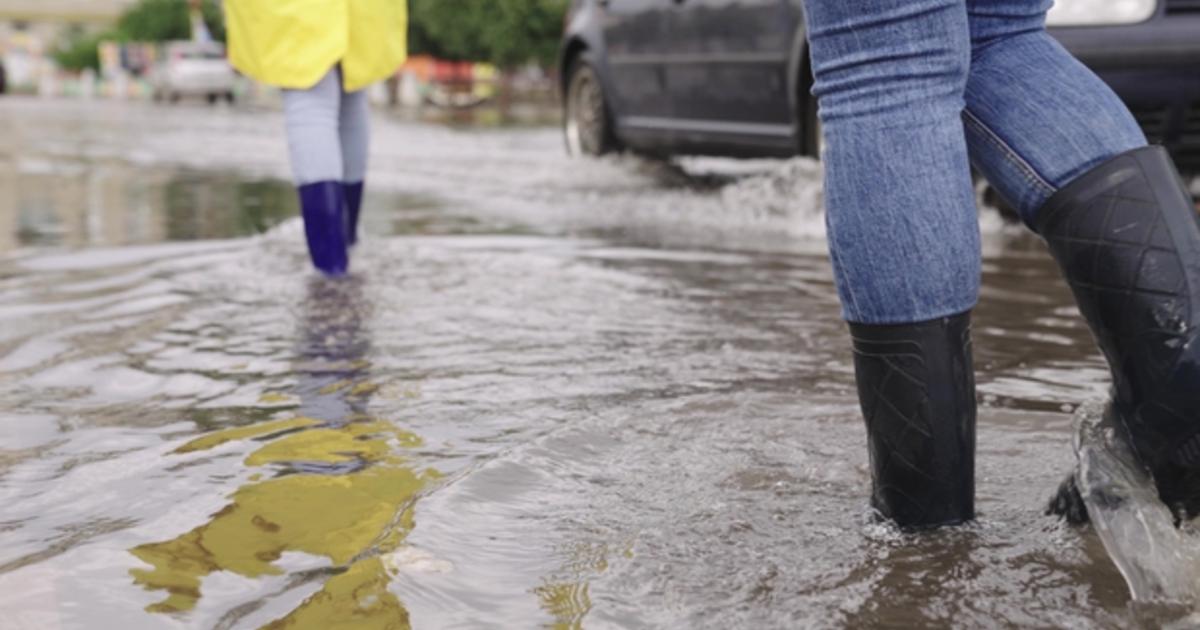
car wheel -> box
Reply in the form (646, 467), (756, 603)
(224, 91), (235, 104)
(206, 93), (219, 105)
(564, 54), (619, 157)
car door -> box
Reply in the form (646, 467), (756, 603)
(602, 0), (675, 122)
(664, 0), (799, 139)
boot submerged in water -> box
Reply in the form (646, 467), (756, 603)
(298, 181), (349, 276)
(1039, 146), (1200, 522)
(850, 312), (977, 529)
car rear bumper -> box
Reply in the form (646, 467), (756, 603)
(1050, 11), (1200, 171)
(1126, 99), (1200, 172)
(163, 75), (236, 95)
(1051, 16), (1200, 70)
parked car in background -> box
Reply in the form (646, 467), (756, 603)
(152, 41), (236, 104)
(1051, 0), (1200, 170)
(560, 0), (1200, 173)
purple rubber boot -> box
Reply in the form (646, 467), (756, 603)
(298, 181), (349, 276)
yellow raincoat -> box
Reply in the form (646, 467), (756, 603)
(224, 0), (408, 92)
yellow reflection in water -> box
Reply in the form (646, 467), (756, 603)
(533, 541), (615, 629)
(174, 417), (320, 454)
(534, 581), (592, 630)
(263, 557), (408, 630)
(130, 416), (438, 627)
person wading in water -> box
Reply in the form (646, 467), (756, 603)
(799, 0), (1200, 528)
(222, 0), (408, 276)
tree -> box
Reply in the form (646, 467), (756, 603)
(409, 0), (568, 68)
(54, 27), (109, 72)
(408, 0), (491, 62)
(55, 0), (226, 72)
(117, 0), (226, 43)
(484, 0), (568, 69)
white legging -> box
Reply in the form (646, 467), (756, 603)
(281, 66), (370, 186)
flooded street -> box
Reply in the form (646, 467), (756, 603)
(0, 98), (1182, 628)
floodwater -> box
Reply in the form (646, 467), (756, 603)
(0, 98), (1194, 629)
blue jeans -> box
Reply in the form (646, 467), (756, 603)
(802, 0), (1146, 324)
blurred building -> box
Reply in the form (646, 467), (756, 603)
(0, 0), (136, 40)
(0, 0), (137, 90)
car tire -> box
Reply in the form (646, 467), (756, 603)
(803, 97), (823, 159)
(564, 53), (620, 157)
(206, 93), (219, 105)
(799, 74), (822, 159)
(224, 91), (235, 104)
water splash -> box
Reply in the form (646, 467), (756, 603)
(1072, 402), (1200, 603)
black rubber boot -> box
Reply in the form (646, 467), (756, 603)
(850, 312), (977, 529)
(1038, 146), (1200, 522)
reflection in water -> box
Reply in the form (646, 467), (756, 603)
(292, 277), (375, 426)
(0, 156), (296, 254)
(533, 541), (610, 629)
(163, 175), (299, 243)
(535, 581), (592, 630)
(128, 277), (438, 626)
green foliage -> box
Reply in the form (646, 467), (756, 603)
(53, 27), (115, 72)
(410, 0), (568, 68)
(408, 0), (490, 62)
(54, 0), (227, 73)
(487, 0), (569, 69)
(116, 0), (226, 43)
(116, 0), (189, 41)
